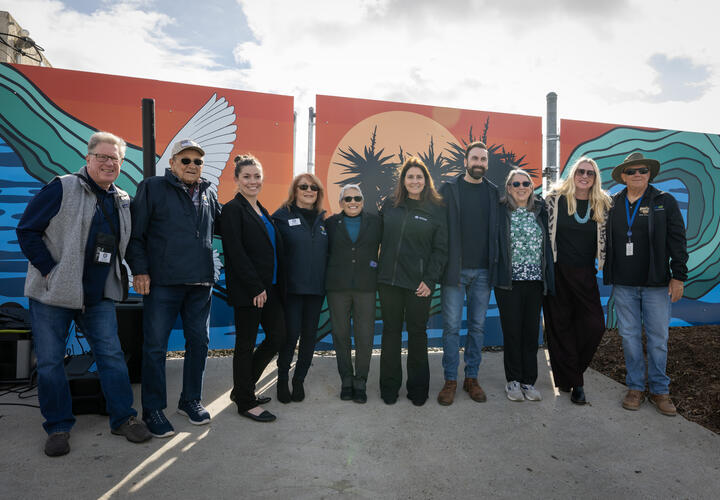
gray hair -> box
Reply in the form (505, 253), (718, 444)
(338, 183), (363, 202)
(504, 168), (535, 211)
(88, 131), (127, 159)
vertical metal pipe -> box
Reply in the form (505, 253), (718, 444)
(307, 106), (315, 173)
(142, 98), (156, 179)
(545, 92), (559, 192)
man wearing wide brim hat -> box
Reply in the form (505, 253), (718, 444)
(603, 152), (688, 417)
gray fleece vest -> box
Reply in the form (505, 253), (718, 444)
(24, 167), (131, 309)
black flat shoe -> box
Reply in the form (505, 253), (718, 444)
(382, 395), (397, 405)
(340, 387), (353, 401)
(291, 379), (305, 402)
(571, 386), (587, 405)
(277, 381), (291, 404)
(239, 409), (277, 422)
(353, 390), (367, 404)
(255, 396), (271, 405)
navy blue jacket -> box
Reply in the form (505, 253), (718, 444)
(272, 204), (328, 296)
(439, 174), (500, 287)
(496, 196), (555, 295)
(126, 169), (221, 286)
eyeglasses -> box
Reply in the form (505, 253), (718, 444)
(298, 184), (319, 192)
(510, 181), (532, 188)
(343, 196), (363, 203)
(90, 153), (121, 165)
(180, 158), (204, 166)
(575, 168), (596, 177)
(624, 167), (649, 176)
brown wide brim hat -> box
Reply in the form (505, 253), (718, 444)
(611, 152), (661, 184)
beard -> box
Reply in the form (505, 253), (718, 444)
(466, 165), (486, 180)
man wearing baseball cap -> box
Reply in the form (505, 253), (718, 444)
(126, 139), (222, 437)
(603, 152), (688, 416)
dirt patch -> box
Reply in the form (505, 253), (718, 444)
(590, 325), (720, 435)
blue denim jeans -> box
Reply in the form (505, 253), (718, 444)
(29, 298), (136, 434)
(141, 284), (212, 410)
(441, 268), (491, 380)
(612, 285), (672, 394)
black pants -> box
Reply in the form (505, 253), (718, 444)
(495, 281), (543, 385)
(378, 284), (431, 403)
(544, 263), (606, 388)
(232, 286), (286, 412)
(327, 290), (376, 391)
(277, 293), (324, 382)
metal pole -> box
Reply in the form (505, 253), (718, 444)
(307, 107), (315, 173)
(545, 92), (559, 192)
(142, 98), (156, 179)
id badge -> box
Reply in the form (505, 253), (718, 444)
(94, 232), (115, 265)
(625, 242), (634, 256)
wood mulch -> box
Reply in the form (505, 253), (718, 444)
(590, 325), (720, 435)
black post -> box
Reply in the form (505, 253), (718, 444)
(142, 98), (156, 179)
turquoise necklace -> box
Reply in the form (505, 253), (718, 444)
(573, 199), (591, 224)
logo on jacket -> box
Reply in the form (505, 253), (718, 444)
(414, 215), (428, 222)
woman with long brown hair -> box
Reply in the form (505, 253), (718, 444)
(377, 157), (448, 406)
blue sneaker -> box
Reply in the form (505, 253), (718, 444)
(177, 399), (211, 425)
(142, 409), (175, 438)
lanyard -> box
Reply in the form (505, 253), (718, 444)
(624, 194), (644, 241)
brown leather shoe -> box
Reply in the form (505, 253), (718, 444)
(463, 378), (487, 403)
(437, 380), (457, 406)
(649, 393), (677, 416)
(622, 389), (645, 410)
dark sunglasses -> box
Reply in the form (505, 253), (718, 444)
(343, 196), (363, 203)
(180, 158), (203, 166)
(624, 167), (649, 176)
(298, 184), (319, 192)
(511, 181), (532, 188)
(575, 168), (596, 177)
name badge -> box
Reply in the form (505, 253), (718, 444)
(369, 260), (378, 268)
(626, 242), (634, 256)
(288, 218), (301, 227)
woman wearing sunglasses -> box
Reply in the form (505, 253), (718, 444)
(219, 154), (285, 422)
(543, 158), (611, 404)
(377, 157), (447, 406)
(272, 173), (329, 403)
(325, 184), (382, 403)
(495, 169), (554, 402)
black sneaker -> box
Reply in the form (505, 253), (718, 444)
(340, 387), (353, 400)
(353, 389), (367, 404)
(112, 416), (153, 443)
(177, 399), (211, 425)
(291, 379), (305, 402)
(277, 381), (291, 404)
(142, 409), (175, 438)
(44, 432), (70, 457)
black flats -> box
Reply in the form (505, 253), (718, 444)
(239, 409), (276, 422)
(570, 386), (587, 405)
(340, 387), (353, 401)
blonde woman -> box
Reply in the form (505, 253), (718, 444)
(544, 157), (611, 404)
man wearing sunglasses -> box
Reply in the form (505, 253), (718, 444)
(126, 139), (222, 438)
(436, 141), (500, 405)
(604, 152), (688, 417)
(17, 131), (152, 456)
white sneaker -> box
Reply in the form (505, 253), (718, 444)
(505, 381), (524, 402)
(520, 384), (542, 401)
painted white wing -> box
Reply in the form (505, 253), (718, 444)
(157, 93), (237, 195)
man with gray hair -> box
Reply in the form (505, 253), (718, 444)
(17, 131), (152, 457)
(126, 139), (221, 438)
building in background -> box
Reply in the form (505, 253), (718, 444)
(0, 11), (51, 67)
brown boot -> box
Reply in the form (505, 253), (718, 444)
(649, 394), (677, 416)
(437, 380), (457, 406)
(622, 389), (645, 410)
(463, 378), (487, 402)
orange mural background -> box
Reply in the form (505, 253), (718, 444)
(15, 65), (294, 207)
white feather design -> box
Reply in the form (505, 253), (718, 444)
(156, 93), (237, 195)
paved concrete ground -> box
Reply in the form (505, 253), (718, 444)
(1, 350), (719, 499)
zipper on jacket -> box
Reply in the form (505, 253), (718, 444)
(390, 207), (411, 285)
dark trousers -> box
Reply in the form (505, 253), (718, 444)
(495, 281), (543, 385)
(378, 284), (431, 402)
(544, 263), (606, 388)
(327, 290), (376, 391)
(277, 293), (324, 382)
(232, 286), (286, 412)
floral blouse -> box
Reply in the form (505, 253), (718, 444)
(510, 207), (543, 280)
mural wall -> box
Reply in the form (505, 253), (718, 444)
(315, 94), (543, 346)
(560, 118), (720, 326)
(0, 63), (294, 351)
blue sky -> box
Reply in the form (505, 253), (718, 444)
(6, 0), (720, 171)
